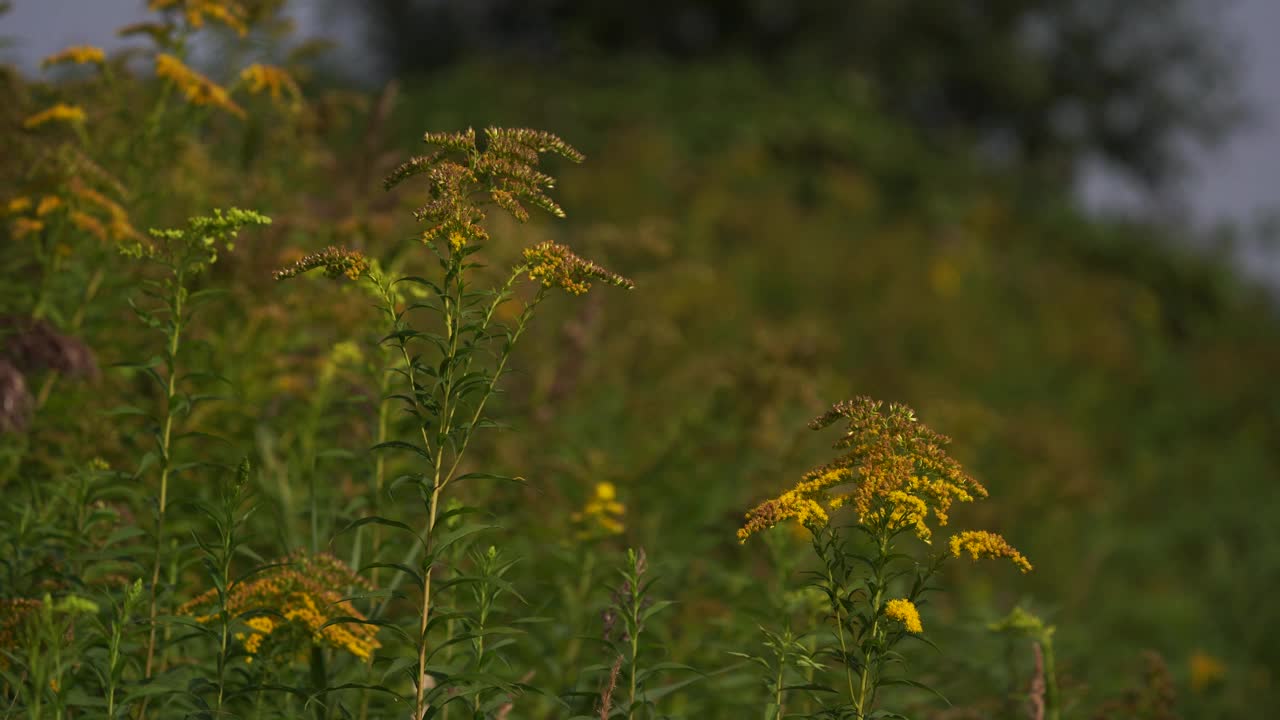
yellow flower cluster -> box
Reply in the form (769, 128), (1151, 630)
(23, 103), (87, 130)
(272, 246), (369, 281)
(522, 241), (635, 295)
(572, 482), (626, 537)
(155, 53), (245, 118)
(240, 63), (301, 105)
(149, 0), (248, 36)
(884, 598), (923, 633)
(1188, 650), (1226, 692)
(948, 530), (1032, 573)
(179, 552), (380, 663)
(69, 178), (140, 244)
(739, 397), (987, 543)
(42, 45), (106, 67)
(239, 616), (276, 658)
(385, 127), (594, 257)
(5, 179), (140, 246)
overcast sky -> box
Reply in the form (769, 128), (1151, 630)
(4, 0), (1278, 282)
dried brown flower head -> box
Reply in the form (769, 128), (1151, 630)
(385, 127), (585, 252)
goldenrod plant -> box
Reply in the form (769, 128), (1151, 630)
(119, 209), (271, 696)
(276, 126), (632, 719)
(737, 397), (1031, 718)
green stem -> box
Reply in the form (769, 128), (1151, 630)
(628, 632), (639, 720)
(1042, 637), (1060, 720)
(853, 535), (888, 718)
(412, 261), (464, 720)
(771, 659), (784, 720)
(142, 267), (184, 691)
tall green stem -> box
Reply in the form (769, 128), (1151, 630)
(411, 261), (463, 720)
(853, 535), (888, 718)
(143, 267), (184, 690)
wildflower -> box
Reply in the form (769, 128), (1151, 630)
(41, 45), (106, 67)
(572, 481), (626, 537)
(739, 397), (986, 542)
(23, 103), (87, 130)
(239, 616), (277, 658)
(948, 530), (1032, 573)
(69, 179), (128, 224)
(5, 197), (32, 214)
(240, 63), (301, 104)
(884, 598), (923, 633)
(1189, 650), (1226, 692)
(11, 218), (45, 239)
(385, 127), (589, 253)
(273, 246), (369, 281)
(154, 53), (244, 118)
(737, 489), (830, 543)
(149, 0), (248, 36)
(35, 196), (63, 216)
(523, 241), (635, 295)
(179, 551), (380, 662)
(69, 211), (107, 243)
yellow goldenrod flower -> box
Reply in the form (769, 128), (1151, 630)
(948, 530), (1032, 573)
(11, 218), (45, 239)
(179, 552), (379, 663)
(884, 598), (923, 633)
(572, 481), (627, 538)
(69, 179), (128, 224)
(69, 211), (108, 243)
(41, 45), (106, 67)
(1189, 650), (1226, 692)
(155, 53), (245, 118)
(149, 0), (248, 36)
(448, 231), (467, 253)
(240, 63), (301, 104)
(522, 241), (635, 295)
(5, 197), (33, 215)
(272, 245), (369, 281)
(739, 398), (991, 543)
(22, 103), (87, 130)
(35, 196), (63, 217)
